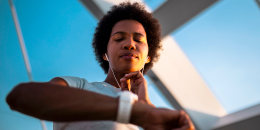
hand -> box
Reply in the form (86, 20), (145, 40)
(132, 102), (195, 130)
(120, 71), (151, 104)
(145, 109), (195, 130)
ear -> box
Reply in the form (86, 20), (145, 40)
(103, 54), (108, 61)
(145, 56), (150, 63)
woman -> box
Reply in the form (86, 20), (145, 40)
(6, 2), (194, 130)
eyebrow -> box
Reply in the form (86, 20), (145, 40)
(111, 31), (145, 37)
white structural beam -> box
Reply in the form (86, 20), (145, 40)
(214, 104), (260, 130)
(151, 36), (226, 129)
(153, 0), (218, 37)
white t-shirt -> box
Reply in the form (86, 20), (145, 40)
(53, 76), (141, 130)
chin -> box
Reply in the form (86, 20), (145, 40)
(123, 68), (141, 73)
(117, 63), (142, 73)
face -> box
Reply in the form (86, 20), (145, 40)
(105, 20), (150, 74)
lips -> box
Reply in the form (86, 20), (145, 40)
(120, 52), (139, 59)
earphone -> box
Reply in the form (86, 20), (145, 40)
(105, 53), (121, 88)
(105, 53), (109, 61)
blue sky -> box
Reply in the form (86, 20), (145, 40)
(0, 0), (260, 130)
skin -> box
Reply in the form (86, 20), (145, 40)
(6, 20), (195, 130)
(105, 19), (149, 74)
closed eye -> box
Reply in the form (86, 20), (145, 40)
(134, 38), (141, 42)
(114, 38), (124, 42)
(134, 37), (146, 43)
(133, 33), (146, 43)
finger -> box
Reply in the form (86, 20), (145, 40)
(182, 111), (195, 130)
(179, 110), (188, 125)
(120, 77), (129, 91)
(178, 110), (195, 130)
(170, 110), (186, 130)
(124, 71), (143, 80)
(168, 110), (183, 121)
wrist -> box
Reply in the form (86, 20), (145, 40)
(130, 101), (154, 127)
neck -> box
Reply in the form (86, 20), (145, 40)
(104, 69), (126, 88)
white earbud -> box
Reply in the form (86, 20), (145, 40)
(105, 53), (121, 89)
(105, 53), (109, 62)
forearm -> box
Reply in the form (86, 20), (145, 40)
(6, 82), (118, 122)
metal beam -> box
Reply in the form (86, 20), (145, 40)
(147, 70), (183, 110)
(147, 70), (200, 130)
(153, 0), (218, 37)
(214, 104), (260, 130)
(80, 0), (104, 20)
(151, 36), (226, 130)
(255, 0), (260, 9)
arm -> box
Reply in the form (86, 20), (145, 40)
(6, 80), (194, 129)
(6, 80), (119, 122)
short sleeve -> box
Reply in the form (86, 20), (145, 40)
(58, 76), (87, 89)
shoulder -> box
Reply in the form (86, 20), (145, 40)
(50, 76), (88, 89)
(50, 77), (68, 86)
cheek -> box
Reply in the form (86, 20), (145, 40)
(141, 45), (149, 55)
(107, 39), (112, 50)
(106, 40), (114, 54)
(106, 41), (119, 60)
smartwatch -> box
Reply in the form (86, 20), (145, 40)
(116, 91), (138, 123)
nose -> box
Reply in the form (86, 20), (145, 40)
(123, 38), (136, 50)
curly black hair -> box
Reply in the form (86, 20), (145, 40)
(92, 2), (161, 74)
